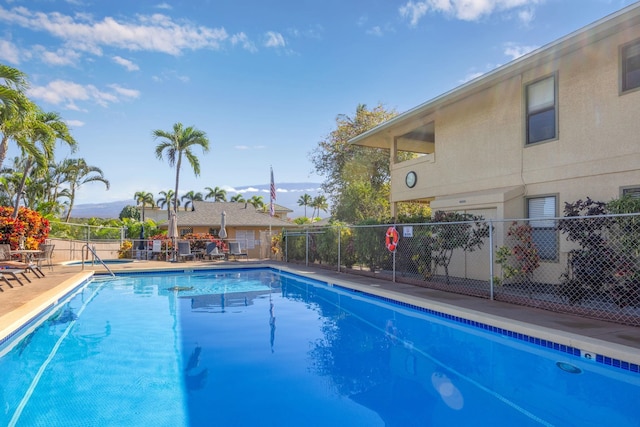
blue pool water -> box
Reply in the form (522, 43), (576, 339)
(1, 268), (639, 426)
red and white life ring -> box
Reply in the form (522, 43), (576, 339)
(385, 226), (399, 252)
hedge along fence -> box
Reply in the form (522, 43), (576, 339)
(282, 213), (640, 327)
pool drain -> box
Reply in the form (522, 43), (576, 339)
(556, 361), (582, 374)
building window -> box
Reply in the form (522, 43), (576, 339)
(622, 40), (640, 92)
(180, 227), (193, 237)
(526, 75), (556, 144)
(622, 187), (640, 199)
(527, 196), (558, 261)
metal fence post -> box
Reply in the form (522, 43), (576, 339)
(337, 226), (341, 273)
(489, 219), (494, 301)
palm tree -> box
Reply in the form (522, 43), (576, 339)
(204, 186), (227, 202)
(310, 195), (329, 220)
(12, 108), (77, 218)
(181, 190), (203, 211)
(247, 195), (264, 210)
(134, 191), (155, 221)
(157, 189), (179, 219)
(62, 158), (110, 221)
(153, 122), (210, 214)
(0, 64), (29, 170)
(298, 193), (312, 218)
(230, 194), (245, 203)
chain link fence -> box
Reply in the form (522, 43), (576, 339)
(283, 213), (640, 327)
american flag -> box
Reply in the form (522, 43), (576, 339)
(270, 167), (276, 217)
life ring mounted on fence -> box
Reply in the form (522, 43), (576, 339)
(385, 227), (399, 252)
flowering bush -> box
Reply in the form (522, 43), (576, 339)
(0, 206), (50, 249)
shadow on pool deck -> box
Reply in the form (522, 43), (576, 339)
(1, 258), (639, 366)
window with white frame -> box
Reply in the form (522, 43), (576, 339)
(622, 39), (640, 92)
(527, 196), (558, 261)
(526, 75), (557, 144)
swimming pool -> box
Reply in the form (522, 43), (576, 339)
(1, 268), (638, 426)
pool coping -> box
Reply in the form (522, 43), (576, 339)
(0, 271), (94, 348)
(1, 263), (638, 373)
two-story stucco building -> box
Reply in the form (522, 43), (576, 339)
(350, 3), (640, 282)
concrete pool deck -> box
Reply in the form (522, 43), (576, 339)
(1, 259), (639, 367)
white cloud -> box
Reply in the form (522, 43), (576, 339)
(65, 119), (85, 127)
(399, 0), (541, 25)
(32, 45), (81, 66)
(112, 55), (139, 71)
(503, 42), (538, 60)
(0, 39), (21, 64)
(366, 26), (384, 37)
(234, 145), (250, 150)
(155, 2), (172, 10)
(230, 32), (257, 53)
(108, 83), (140, 99)
(0, 6), (229, 56)
(264, 31), (285, 48)
(27, 79), (139, 109)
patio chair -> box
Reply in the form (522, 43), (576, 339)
(206, 242), (226, 261)
(34, 243), (55, 271)
(177, 241), (196, 262)
(227, 242), (248, 261)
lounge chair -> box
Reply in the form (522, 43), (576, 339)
(227, 242), (248, 261)
(0, 244), (43, 278)
(0, 268), (31, 286)
(206, 243), (226, 261)
(177, 241), (196, 262)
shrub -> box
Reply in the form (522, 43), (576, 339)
(0, 206), (50, 249)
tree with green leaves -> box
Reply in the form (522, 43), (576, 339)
(247, 195), (264, 210)
(119, 205), (141, 221)
(12, 108), (77, 218)
(153, 122), (210, 214)
(204, 186), (227, 202)
(310, 103), (410, 223)
(230, 194), (245, 203)
(297, 193), (312, 218)
(0, 64), (30, 170)
(310, 194), (329, 220)
(61, 158), (110, 222)
(181, 190), (203, 211)
(134, 191), (155, 222)
(157, 189), (179, 219)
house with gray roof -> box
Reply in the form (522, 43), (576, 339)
(152, 201), (297, 259)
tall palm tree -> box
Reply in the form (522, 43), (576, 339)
(157, 189), (179, 219)
(12, 108), (77, 218)
(230, 194), (245, 203)
(181, 190), (203, 211)
(204, 186), (227, 202)
(310, 195), (329, 220)
(0, 65), (30, 170)
(134, 191), (155, 221)
(247, 195), (264, 210)
(62, 158), (110, 221)
(153, 122), (210, 214)
(298, 193), (312, 218)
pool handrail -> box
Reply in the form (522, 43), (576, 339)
(81, 244), (115, 276)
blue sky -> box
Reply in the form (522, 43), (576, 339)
(0, 0), (637, 205)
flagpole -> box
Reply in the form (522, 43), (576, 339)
(269, 166), (276, 258)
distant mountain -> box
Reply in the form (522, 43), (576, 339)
(70, 182), (327, 219)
